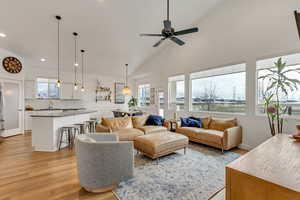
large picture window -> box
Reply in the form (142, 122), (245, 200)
(36, 78), (59, 99)
(257, 53), (300, 116)
(138, 84), (150, 107)
(190, 64), (246, 113)
(168, 75), (185, 111)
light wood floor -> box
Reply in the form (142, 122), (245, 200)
(0, 134), (247, 200)
(0, 134), (117, 200)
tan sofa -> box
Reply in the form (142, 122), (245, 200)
(96, 116), (170, 141)
(176, 117), (242, 151)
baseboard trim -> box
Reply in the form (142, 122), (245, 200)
(238, 143), (253, 150)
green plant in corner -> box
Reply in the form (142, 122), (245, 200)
(128, 96), (138, 110)
(259, 58), (300, 136)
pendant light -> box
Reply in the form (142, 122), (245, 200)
(73, 32), (79, 90)
(122, 64), (132, 96)
(80, 49), (85, 92)
(55, 15), (62, 88)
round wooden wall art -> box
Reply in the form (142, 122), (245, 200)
(2, 57), (22, 73)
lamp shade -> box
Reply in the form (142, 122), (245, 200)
(123, 86), (132, 96)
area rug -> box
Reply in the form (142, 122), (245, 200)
(113, 143), (240, 200)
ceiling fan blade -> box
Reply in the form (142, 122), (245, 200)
(140, 33), (163, 37)
(295, 10), (300, 39)
(153, 38), (166, 47)
(174, 27), (199, 36)
(170, 37), (185, 46)
(164, 20), (172, 30)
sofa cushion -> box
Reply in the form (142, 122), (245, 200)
(201, 117), (211, 129)
(145, 115), (165, 126)
(132, 115), (149, 128)
(138, 126), (168, 134)
(176, 127), (223, 144)
(209, 118), (237, 132)
(101, 117), (133, 131)
(113, 128), (144, 141)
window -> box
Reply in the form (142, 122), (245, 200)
(257, 53), (300, 116)
(190, 64), (246, 113)
(36, 78), (60, 99)
(138, 84), (150, 106)
(159, 91), (164, 117)
(168, 75), (185, 111)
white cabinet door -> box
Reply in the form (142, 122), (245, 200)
(60, 83), (74, 99)
(24, 80), (35, 99)
(25, 111), (34, 131)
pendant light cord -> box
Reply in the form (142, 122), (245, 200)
(125, 64), (128, 86)
(57, 16), (60, 81)
(167, 0), (169, 21)
(81, 50), (85, 88)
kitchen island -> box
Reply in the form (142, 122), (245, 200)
(31, 110), (97, 152)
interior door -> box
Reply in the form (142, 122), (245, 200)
(0, 79), (23, 137)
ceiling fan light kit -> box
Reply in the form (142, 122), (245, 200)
(140, 0), (199, 47)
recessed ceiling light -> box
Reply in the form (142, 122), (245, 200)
(0, 33), (6, 38)
(40, 58), (46, 62)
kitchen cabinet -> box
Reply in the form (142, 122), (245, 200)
(25, 110), (63, 131)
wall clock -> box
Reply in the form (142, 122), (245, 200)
(2, 57), (22, 73)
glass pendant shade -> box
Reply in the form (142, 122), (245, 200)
(123, 64), (131, 96)
(123, 85), (131, 96)
(56, 80), (61, 88)
(81, 87), (85, 92)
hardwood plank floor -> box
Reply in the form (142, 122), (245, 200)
(0, 134), (248, 200)
(0, 134), (117, 200)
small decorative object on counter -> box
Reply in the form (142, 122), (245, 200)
(96, 80), (111, 102)
(25, 105), (34, 111)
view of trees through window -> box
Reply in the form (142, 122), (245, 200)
(138, 84), (150, 106)
(36, 78), (59, 99)
(191, 64), (246, 113)
(257, 64), (300, 116)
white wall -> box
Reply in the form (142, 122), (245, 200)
(132, 0), (300, 149)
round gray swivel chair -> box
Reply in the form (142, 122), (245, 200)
(75, 133), (134, 193)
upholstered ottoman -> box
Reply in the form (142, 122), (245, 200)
(134, 132), (189, 159)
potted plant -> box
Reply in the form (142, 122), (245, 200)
(128, 96), (138, 111)
(259, 58), (300, 136)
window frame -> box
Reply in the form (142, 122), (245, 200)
(189, 64), (247, 114)
(36, 77), (60, 99)
(256, 53), (300, 117)
(168, 74), (185, 111)
(137, 84), (150, 107)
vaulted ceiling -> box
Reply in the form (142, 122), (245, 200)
(0, 0), (223, 77)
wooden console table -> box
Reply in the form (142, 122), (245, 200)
(226, 134), (300, 200)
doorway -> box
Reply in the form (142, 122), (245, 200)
(0, 79), (23, 137)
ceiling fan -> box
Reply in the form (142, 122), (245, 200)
(140, 0), (199, 47)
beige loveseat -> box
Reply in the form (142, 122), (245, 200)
(96, 116), (170, 141)
(176, 117), (242, 151)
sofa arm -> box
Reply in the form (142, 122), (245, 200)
(96, 124), (112, 133)
(223, 126), (242, 150)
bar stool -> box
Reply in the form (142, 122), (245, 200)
(86, 120), (97, 133)
(58, 126), (80, 150)
(74, 123), (87, 134)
